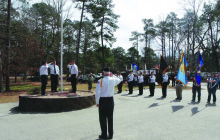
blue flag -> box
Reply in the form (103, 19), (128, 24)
(196, 51), (204, 86)
(177, 53), (188, 86)
(132, 63), (139, 70)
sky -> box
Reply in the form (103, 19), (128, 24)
(112, 0), (184, 53)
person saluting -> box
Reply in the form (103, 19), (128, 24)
(95, 67), (121, 139)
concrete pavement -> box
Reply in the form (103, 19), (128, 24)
(0, 82), (220, 140)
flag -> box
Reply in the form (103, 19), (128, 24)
(156, 56), (168, 86)
(176, 53), (188, 86)
(132, 63), (139, 70)
(195, 51), (204, 86)
(155, 63), (158, 69)
(159, 55), (168, 73)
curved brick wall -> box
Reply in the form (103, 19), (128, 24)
(19, 94), (96, 112)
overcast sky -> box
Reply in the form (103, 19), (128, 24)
(112, 0), (183, 53)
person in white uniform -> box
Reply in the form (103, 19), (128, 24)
(39, 61), (49, 95)
(117, 73), (123, 93)
(162, 71), (169, 98)
(95, 67), (121, 139)
(48, 60), (59, 92)
(67, 60), (78, 93)
(149, 72), (156, 96)
(127, 71), (134, 94)
(138, 72), (144, 95)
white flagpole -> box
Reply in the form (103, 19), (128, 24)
(60, 0), (63, 94)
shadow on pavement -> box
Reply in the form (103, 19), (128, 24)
(171, 105), (184, 112)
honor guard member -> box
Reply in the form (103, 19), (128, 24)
(95, 67), (121, 139)
(149, 71), (156, 96)
(207, 73), (218, 104)
(175, 78), (183, 100)
(127, 71), (134, 94)
(192, 73), (201, 102)
(40, 61), (49, 95)
(162, 71), (169, 98)
(138, 72), (144, 95)
(88, 73), (93, 91)
(117, 73), (123, 93)
(48, 60), (59, 92)
(67, 60), (78, 94)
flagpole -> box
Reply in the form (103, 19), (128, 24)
(60, 0), (63, 94)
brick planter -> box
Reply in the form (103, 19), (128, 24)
(19, 92), (96, 112)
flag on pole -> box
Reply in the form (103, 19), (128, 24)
(195, 50), (204, 86)
(156, 55), (168, 86)
(176, 53), (188, 86)
(155, 63), (158, 69)
(132, 63), (139, 70)
(159, 56), (168, 72)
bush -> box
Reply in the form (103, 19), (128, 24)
(29, 87), (41, 94)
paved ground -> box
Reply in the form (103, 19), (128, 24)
(0, 82), (220, 140)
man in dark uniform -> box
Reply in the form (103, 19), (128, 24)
(207, 72), (218, 104)
(192, 75), (201, 102)
(171, 72), (176, 87)
(95, 67), (121, 139)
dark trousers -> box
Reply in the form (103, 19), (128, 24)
(88, 81), (92, 90)
(51, 74), (58, 91)
(128, 81), (133, 94)
(192, 86), (201, 101)
(149, 83), (155, 96)
(218, 82), (220, 89)
(41, 75), (48, 95)
(71, 74), (77, 93)
(99, 97), (114, 138)
(208, 87), (217, 102)
(172, 79), (175, 87)
(138, 83), (143, 95)
(117, 82), (123, 93)
(162, 82), (167, 97)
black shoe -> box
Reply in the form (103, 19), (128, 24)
(162, 96), (166, 98)
(108, 136), (113, 139)
(191, 100), (195, 102)
(54, 90), (58, 92)
(149, 95), (154, 97)
(138, 94), (142, 95)
(99, 135), (108, 139)
(175, 97), (179, 100)
(207, 101), (210, 104)
(128, 93), (132, 94)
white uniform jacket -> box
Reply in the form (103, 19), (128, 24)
(95, 76), (121, 105)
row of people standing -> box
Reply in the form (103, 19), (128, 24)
(126, 71), (169, 98)
(40, 60), (78, 95)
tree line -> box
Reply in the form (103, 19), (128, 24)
(1, 0), (220, 92)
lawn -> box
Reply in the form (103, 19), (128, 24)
(0, 77), (192, 104)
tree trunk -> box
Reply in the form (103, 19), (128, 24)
(5, 0), (11, 91)
(0, 49), (3, 93)
(76, 1), (85, 66)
